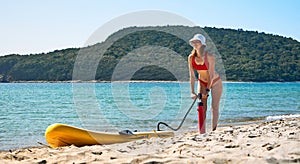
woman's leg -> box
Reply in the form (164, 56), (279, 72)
(211, 80), (223, 131)
(198, 81), (208, 121)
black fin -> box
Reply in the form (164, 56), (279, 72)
(119, 130), (134, 135)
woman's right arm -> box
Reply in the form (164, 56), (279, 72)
(188, 54), (197, 99)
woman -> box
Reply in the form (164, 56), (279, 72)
(188, 34), (223, 132)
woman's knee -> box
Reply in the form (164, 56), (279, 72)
(211, 102), (220, 112)
(211, 107), (219, 114)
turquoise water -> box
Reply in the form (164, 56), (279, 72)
(0, 82), (299, 150)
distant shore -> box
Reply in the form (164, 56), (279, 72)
(1, 117), (299, 163)
(2, 80), (300, 83)
(4, 80), (183, 83)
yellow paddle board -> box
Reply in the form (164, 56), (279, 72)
(45, 123), (174, 148)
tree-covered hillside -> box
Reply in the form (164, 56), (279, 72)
(0, 26), (299, 82)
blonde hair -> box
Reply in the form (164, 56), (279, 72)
(191, 45), (206, 57)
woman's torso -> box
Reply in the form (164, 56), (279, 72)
(191, 52), (220, 83)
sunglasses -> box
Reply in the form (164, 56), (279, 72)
(191, 40), (201, 46)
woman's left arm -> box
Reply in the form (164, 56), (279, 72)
(207, 54), (215, 89)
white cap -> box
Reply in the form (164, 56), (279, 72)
(189, 34), (206, 46)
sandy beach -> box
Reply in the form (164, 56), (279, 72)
(1, 118), (299, 164)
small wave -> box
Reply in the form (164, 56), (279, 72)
(265, 114), (300, 121)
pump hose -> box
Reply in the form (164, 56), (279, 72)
(157, 93), (201, 131)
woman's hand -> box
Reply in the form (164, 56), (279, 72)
(202, 88), (210, 98)
(191, 93), (197, 99)
(201, 93), (209, 99)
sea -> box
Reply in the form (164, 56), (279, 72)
(0, 82), (299, 150)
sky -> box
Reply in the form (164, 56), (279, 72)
(0, 0), (299, 56)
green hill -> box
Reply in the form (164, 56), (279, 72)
(0, 26), (299, 82)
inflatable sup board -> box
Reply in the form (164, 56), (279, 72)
(45, 123), (174, 148)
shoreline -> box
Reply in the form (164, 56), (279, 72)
(1, 80), (300, 83)
(1, 113), (299, 152)
(1, 113), (299, 151)
(1, 117), (299, 163)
